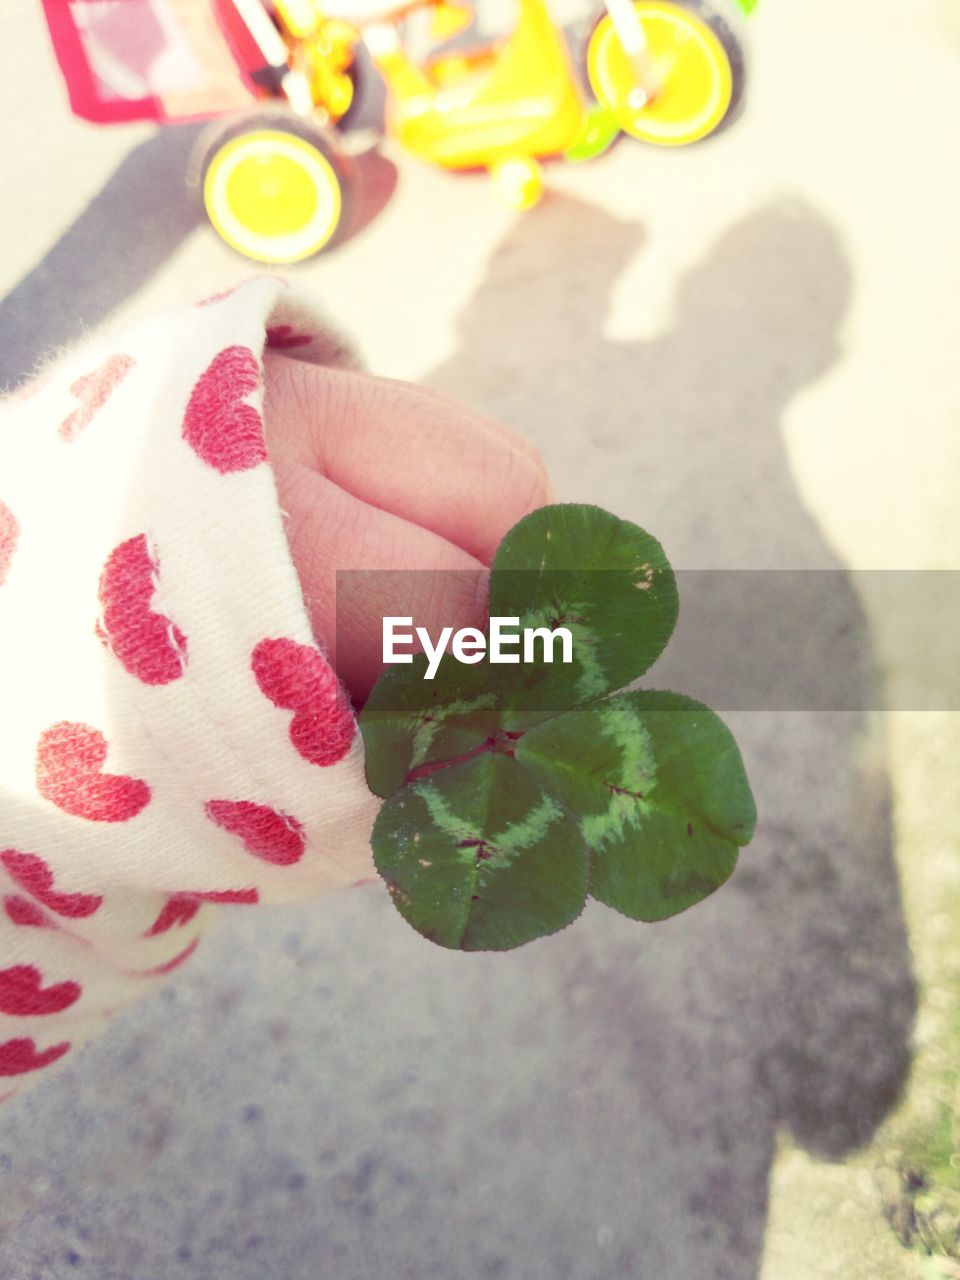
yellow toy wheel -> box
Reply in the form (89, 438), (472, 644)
(490, 158), (544, 211)
(202, 124), (347, 264)
(586, 1), (740, 146)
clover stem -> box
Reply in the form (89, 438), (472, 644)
(405, 739), (496, 785)
(403, 725), (527, 785)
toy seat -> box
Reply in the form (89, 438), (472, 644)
(386, 0), (585, 168)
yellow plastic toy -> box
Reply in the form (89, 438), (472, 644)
(360, 0), (741, 210)
(42, 0), (751, 263)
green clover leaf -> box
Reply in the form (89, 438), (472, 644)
(489, 504), (678, 728)
(372, 753), (589, 950)
(360, 652), (499, 800)
(359, 504), (755, 951)
(515, 691), (756, 921)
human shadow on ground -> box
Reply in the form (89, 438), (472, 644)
(421, 194), (917, 1278)
(0, 123), (396, 391)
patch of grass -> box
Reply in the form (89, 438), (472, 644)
(877, 1056), (960, 1261)
(873, 715), (960, 1264)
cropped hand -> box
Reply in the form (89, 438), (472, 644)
(263, 354), (553, 701)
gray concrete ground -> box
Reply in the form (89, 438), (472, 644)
(1, 0), (958, 1276)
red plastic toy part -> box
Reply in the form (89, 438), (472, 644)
(39, 0), (264, 124)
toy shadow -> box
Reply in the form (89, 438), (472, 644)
(0, 123), (396, 391)
(0, 124), (204, 391)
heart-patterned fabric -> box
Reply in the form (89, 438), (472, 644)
(0, 279), (378, 1098)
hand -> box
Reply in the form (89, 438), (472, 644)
(263, 354), (553, 702)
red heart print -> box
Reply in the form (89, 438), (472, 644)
(136, 937), (200, 978)
(252, 638), (355, 767)
(145, 894), (201, 937)
(197, 278), (288, 307)
(196, 287), (237, 307)
(0, 1037), (70, 1076)
(1, 851), (102, 918)
(0, 965), (81, 1016)
(98, 535), (186, 684)
(188, 888), (259, 904)
(59, 354), (135, 442)
(3, 895), (50, 928)
(0, 501), (18, 587)
(204, 800), (305, 866)
(182, 346), (266, 473)
(265, 324), (313, 350)
(36, 723), (151, 823)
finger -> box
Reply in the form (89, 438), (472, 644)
(373, 375), (545, 463)
(263, 355), (553, 564)
(274, 461), (488, 701)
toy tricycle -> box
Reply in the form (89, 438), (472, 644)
(41, 0), (754, 263)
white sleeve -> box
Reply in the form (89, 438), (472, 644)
(0, 278), (379, 1100)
